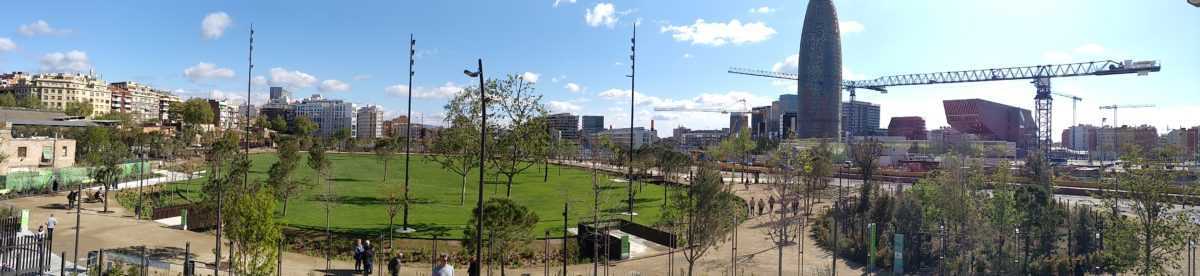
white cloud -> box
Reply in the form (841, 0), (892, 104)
(318, 79), (351, 92)
(201, 12), (233, 40)
(18, 20), (70, 36)
(839, 20), (865, 34)
(1073, 43), (1105, 55)
(268, 67), (318, 89)
(352, 74), (372, 81)
(0, 38), (14, 52)
(564, 83), (583, 93)
(553, 0), (577, 7)
(521, 72), (541, 83)
(660, 19), (776, 46)
(386, 82), (464, 99)
(585, 3), (619, 28)
(183, 62), (235, 83)
(548, 101), (583, 113)
(749, 6), (774, 14)
(40, 50), (90, 72)
(251, 75), (267, 86)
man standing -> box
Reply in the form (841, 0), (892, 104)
(432, 254), (454, 276)
(46, 214), (57, 239)
(364, 240), (375, 275)
(354, 239), (364, 273)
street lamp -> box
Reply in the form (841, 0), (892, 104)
(464, 59), (487, 269)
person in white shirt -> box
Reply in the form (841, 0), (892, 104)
(46, 214), (57, 238)
(432, 254), (454, 276)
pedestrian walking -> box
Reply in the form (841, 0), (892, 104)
(757, 198), (764, 216)
(46, 214), (57, 239)
(364, 240), (375, 275)
(66, 191), (76, 209)
(467, 256), (480, 276)
(768, 196), (776, 213)
(432, 254), (454, 276)
(388, 252), (403, 276)
(354, 239), (365, 273)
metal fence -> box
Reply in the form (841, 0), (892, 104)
(0, 213), (52, 275)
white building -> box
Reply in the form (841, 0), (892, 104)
(0, 72), (111, 116)
(292, 94), (356, 138)
(592, 127), (657, 150)
(356, 105), (384, 140)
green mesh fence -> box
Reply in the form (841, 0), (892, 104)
(3, 161), (152, 193)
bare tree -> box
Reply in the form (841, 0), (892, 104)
(765, 146), (805, 276)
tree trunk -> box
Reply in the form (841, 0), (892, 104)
(460, 174), (467, 206)
(282, 198), (289, 216)
(506, 175), (514, 198)
(687, 261), (695, 276)
(778, 245), (784, 276)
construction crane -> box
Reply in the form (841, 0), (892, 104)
(1053, 92), (1083, 148)
(1099, 104), (1155, 130)
(729, 59), (1161, 152)
(653, 99), (749, 114)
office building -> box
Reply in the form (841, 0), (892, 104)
(0, 72), (111, 116)
(766, 94), (799, 139)
(291, 94), (357, 138)
(887, 116), (927, 140)
(943, 99), (1038, 155)
(796, 0), (843, 140)
(547, 113), (580, 141)
(750, 106), (770, 139)
(356, 105), (384, 140)
(581, 115), (604, 135)
(269, 87), (291, 103)
(729, 113), (749, 135)
(592, 127), (656, 150)
(842, 100), (881, 137)
(679, 129), (726, 151)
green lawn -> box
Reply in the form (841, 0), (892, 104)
(157, 153), (672, 239)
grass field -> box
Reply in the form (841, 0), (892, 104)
(153, 153), (673, 239)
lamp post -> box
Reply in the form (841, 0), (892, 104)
(624, 24), (637, 222)
(464, 59), (487, 269)
(401, 34), (416, 234)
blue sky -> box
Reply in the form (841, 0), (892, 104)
(0, 0), (1197, 139)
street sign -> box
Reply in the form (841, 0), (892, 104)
(894, 234), (905, 275)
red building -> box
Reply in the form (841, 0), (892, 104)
(887, 116), (927, 140)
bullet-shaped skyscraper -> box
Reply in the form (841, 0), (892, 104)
(796, 0), (843, 140)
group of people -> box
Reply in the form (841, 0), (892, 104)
(356, 243), (483, 276)
(747, 196), (800, 217)
(64, 189), (104, 209)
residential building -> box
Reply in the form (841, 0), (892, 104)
(1061, 124), (1097, 151)
(208, 99), (239, 130)
(291, 94), (356, 138)
(842, 100), (881, 137)
(156, 90), (182, 126)
(0, 123), (75, 175)
(547, 113), (580, 142)
(356, 105), (384, 140)
(672, 126), (691, 140)
(943, 99), (1038, 156)
(1164, 127), (1199, 159)
(887, 116), (927, 140)
(108, 82), (161, 123)
(239, 103), (258, 121)
(679, 129), (726, 151)
(0, 72), (111, 116)
(383, 116), (409, 137)
(592, 127), (656, 150)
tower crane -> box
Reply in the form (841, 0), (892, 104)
(1052, 92), (1083, 148)
(653, 99), (749, 114)
(730, 59), (1161, 153)
(1099, 104), (1154, 161)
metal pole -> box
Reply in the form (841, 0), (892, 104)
(626, 23), (636, 222)
(544, 231), (549, 276)
(562, 202), (568, 276)
(473, 58), (487, 274)
(403, 33), (415, 233)
(73, 178), (81, 274)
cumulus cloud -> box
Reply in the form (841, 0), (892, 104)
(749, 6), (774, 14)
(202, 12), (232, 40)
(585, 3), (619, 28)
(0, 38), (14, 52)
(183, 62), (235, 82)
(521, 72), (541, 83)
(553, 0), (576, 7)
(252, 76), (267, 86)
(40, 50), (90, 72)
(839, 20), (865, 34)
(548, 101), (583, 113)
(18, 20), (70, 36)
(660, 19), (776, 46)
(564, 83), (583, 93)
(386, 82), (464, 99)
(319, 79), (351, 92)
(268, 67), (318, 89)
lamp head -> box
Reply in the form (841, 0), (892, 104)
(464, 70), (479, 78)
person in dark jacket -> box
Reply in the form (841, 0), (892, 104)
(387, 252), (403, 276)
(467, 256), (480, 276)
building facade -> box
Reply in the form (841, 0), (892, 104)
(750, 106), (770, 139)
(581, 115), (604, 135)
(729, 113), (749, 135)
(0, 72), (111, 116)
(108, 82), (161, 123)
(887, 116), (927, 140)
(1061, 124), (1098, 151)
(943, 99), (1038, 156)
(208, 99), (240, 131)
(0, 123), (75, 175)
(292, 94), (356, 138)
(547, 113), (580, 142)
(796, 0), (843, 140)
(842, 100), (881, 137)
(592, 127), (656, 150)
(356, 105), (384, 140)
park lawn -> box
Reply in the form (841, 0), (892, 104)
(157, 153), (673, 239)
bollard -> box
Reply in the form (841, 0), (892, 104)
(60, 251), (66, 275)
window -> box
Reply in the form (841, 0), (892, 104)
(17, 147), (27, 158)
(62, 146), (68, 157)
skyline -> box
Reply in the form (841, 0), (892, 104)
(0, 0), (1197, 139)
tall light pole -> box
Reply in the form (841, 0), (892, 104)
(464, 59), (487, 269)
(625, 24), (636, 222)
(401, 34), (416, 233)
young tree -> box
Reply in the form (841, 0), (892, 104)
(1101, 150), (1196, 275)
(849, 138), (883, 213)
(765, 145), (805, 275)
(181, 98), (215, 129)
(490, 74), (550, 197)
(673, 164), (741, 275)
(307, 141), (334, 271)
(269, 116), (288, 133)
(64, 101), (94, 117)
(463, 198), (539, 276)
(426, 116), (480, 205)
(332, 127), (353, 151)
(0, 93), (15, 107)
(222, 156), (281, 276)
(374, 137), (403, 246)
(268, 137), (307, 216)
(84, 127), (129, 213)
